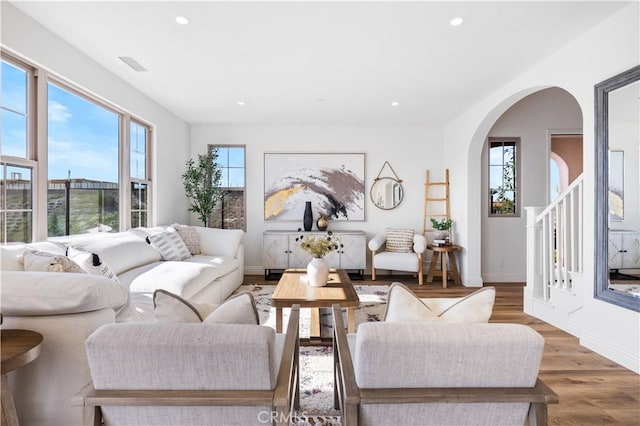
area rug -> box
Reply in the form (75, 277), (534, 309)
(232, 284), (389, 424)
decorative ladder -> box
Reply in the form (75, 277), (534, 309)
(423, 169), (450, 234)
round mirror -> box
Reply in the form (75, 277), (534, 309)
(370, 177), (403, 210)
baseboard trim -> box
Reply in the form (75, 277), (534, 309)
(580, 330), (640, 374)
(482, 273), (526, 282)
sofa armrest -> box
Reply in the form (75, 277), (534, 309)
(0, 271), (128, 316)
(195, 227), (244, 258)
(368, 233), (386, 252)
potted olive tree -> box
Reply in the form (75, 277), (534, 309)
(182, 148), (226, 227)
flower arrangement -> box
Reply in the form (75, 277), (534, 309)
(296, 229), (342, 258)
(430, 217), (453, 231)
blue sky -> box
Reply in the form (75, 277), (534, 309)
(2, 60), (119, 183)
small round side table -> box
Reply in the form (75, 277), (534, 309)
(1, 329), (43, 426)
(427, 244), (462, 288)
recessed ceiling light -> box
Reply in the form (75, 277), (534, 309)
(391, 101), (400, 107)
(237, 101), (245, 106)
(450, 17), (464, 27)
(175, 16), (189, 25)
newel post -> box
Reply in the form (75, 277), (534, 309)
(525, 207), (544, 315)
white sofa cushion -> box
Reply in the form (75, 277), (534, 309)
(0, 271), (128, 316)
(120, 256), (239, 299)
(68, 232), (162, 275)
(195, 226), (243, 258)
(372, 251), (420, 272)
(384, 282), (495, 323)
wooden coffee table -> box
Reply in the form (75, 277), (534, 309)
(271, 269), (360, 338)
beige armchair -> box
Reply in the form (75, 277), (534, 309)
(368, 230), (427, 285)
(332, 304), (558, 426)
(73, 306), (300, 426)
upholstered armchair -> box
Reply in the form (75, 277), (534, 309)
(368, 229), (427, 285)
(332, 304), (558, 426)
(73, 306), (300, 426)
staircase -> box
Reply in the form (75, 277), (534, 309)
(525, 175), (584, 335)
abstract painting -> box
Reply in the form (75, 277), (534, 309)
(264, 153), (365, 221)
(609, 150), (624, 221)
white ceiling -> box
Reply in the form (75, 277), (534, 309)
(9, 1), (631, 125)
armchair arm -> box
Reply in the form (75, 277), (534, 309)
(368, 233), (386, 252)
(333, 304), (360, 426)
(413, 234), (427, 254)
(273, 305), (300, 419)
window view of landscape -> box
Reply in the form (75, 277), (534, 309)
(47, 82), (120, 236)
(489, 138), (519, 216)
(210, 145), (246, 230)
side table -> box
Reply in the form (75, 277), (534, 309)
(427, 244), (462, 288)
(1, 329), (43, 426)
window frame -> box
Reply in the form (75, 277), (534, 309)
(0, 50), (154, 242)
(129, 119), (152, 229)
(209, 144), (246, 231)
(488, 136), (521, 218)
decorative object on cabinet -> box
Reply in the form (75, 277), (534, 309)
(263, 153), (365, 222)
(609, 150), (624, 221)
(263, 230), (366, 280)
(316, 215), (329, 231)
(370, 161), (403, 210)
(303, 201), (313, 231)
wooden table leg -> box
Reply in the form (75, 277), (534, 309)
(2, 374), (19, 426)
(310, 308), (321, 338)
(275, 307), (283, 333)
(427, 251), (439, 282)
(449, 251), (461, 285)
(347, 308), (356, 333)
(441, 252), (448, 288)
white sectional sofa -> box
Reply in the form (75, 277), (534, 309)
(0, 225), (244, 426)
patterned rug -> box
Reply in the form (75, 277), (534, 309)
(233, 284), (389, 424)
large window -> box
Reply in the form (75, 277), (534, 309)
(488, 137), (520, 216)
(210, 145), (245, 230)
(0, 51), (152, 243)
(47, 82), (120, 235)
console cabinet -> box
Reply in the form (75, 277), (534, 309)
(609, 230), (640, 270)
(263, 230), (366, 278)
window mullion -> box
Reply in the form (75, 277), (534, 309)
(120, 114), (131, 231)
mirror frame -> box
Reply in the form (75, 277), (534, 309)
(594, 64), (640, 312)
(370, 177), (404, 210)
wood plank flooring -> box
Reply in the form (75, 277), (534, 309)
(245, 274), (640, 425)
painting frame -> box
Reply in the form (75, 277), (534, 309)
(609, 150), (624, 222)
(264, 152), (366, 222)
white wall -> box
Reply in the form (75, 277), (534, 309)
(0, 3), (190, 227)
(481, 88), (582, 282)
(190, 124), (443, 274)
(443, 3), (639, 371)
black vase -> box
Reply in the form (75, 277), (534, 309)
(303, 202), (313, 231)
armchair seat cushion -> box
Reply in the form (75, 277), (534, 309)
(372, 251), (420, 272)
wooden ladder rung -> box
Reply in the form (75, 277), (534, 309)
(427, 182), (447, 186)
(426, 197), (447, 201)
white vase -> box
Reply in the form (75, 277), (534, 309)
(307, 257), (330, 287)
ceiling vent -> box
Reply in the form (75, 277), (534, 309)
(118, 56), (148, 72)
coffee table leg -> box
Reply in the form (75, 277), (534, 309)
(2, 374), (19, 426)
(347, 308), (356, 333)
(311, 308), (321, 338)
(275, 307), (283, 333)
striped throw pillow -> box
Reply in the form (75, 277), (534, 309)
(149, 229), (192, 261)
(386, 228), (414, 253)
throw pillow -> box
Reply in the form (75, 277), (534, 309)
(202, 292), (260, 325)
(383, 282), (439, 322)
(385, 228), (414, 253)
(171, 223), (201, 255)
(148, 228), (192, 261)
(22, 249), (85, 274)
(384, 283), (496, 323)
(67, 247), (119, 282)
(153, 289), (217, 323)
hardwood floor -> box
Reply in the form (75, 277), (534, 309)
(245, 274), (640, 425)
